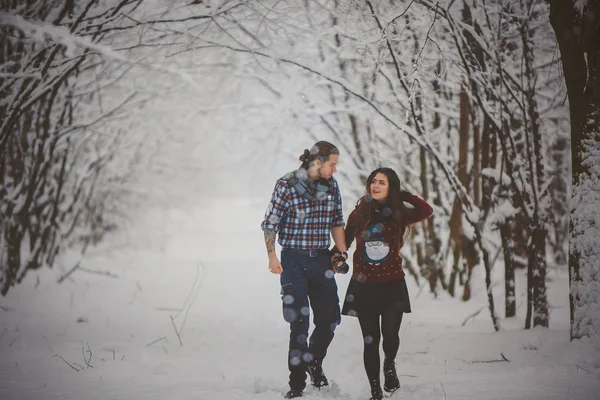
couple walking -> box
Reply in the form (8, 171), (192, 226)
(261, 141), (433, 399)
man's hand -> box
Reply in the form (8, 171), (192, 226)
(268, 254), (283, 275)
(330, 251), (349, 274)
(329, 250), (346, 265)
(264, 229), (282, 274)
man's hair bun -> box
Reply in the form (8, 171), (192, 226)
(299, 149), (311, 162)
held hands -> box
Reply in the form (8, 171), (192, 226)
(330, 251), (349, 274)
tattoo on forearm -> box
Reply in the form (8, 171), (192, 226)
(264, 229), (276, 253)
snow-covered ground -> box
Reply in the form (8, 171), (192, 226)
(1, 197), (599, 400)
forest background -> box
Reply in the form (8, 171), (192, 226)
(1, 1), (599, 399)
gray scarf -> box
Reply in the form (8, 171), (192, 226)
(285, 168), (333, 202)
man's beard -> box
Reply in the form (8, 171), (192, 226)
(318, 167), (330, 180)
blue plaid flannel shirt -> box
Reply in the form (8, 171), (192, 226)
(261, 176), (345, 250)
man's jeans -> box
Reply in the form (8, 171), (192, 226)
(280, 249), (341, 390)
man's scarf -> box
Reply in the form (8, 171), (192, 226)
(284, 168), (333, 202)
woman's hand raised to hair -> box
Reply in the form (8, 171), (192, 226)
(399, 190), (412, 202)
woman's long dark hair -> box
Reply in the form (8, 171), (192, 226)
(353, 167), (411, 250)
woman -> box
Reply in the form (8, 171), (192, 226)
(341, 167), (433, 400)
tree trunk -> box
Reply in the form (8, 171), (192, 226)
(548, 0), (600, 339)
(480, 118), (497, 212)
(548, 137), (569, 265)
(457, 87), (479, 301)
(500, 223), (516, 318)
(525, 239), (534, 329)
(521, 0), (549, 328)
(421, 146), (442, 294)
(532, 226), (549, 327)
(472, 122), (481, 206)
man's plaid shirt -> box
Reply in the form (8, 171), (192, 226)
(261, 176), (345, 250)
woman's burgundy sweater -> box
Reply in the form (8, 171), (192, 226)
(345, 194), (433, 283)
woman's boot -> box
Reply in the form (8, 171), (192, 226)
(369, 378), (384, 400)
(383, 358), (400, 392)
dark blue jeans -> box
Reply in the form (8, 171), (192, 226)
(280, 249), (341, 391)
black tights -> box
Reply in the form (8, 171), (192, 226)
(357, 310), (404, 381)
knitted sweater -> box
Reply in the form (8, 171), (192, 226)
(345, 194), (433, 283)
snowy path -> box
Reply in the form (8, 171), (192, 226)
(1, 198), (599, 400)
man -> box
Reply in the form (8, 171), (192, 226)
(261, 141), (349, 399)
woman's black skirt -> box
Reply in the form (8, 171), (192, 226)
(341, 278), (411, 318)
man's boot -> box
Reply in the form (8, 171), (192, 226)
(369, 378), (384, 400)
(383, 358), (400, 392)
(284, 388), (303, 399)
(306, 359), (329, 388)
